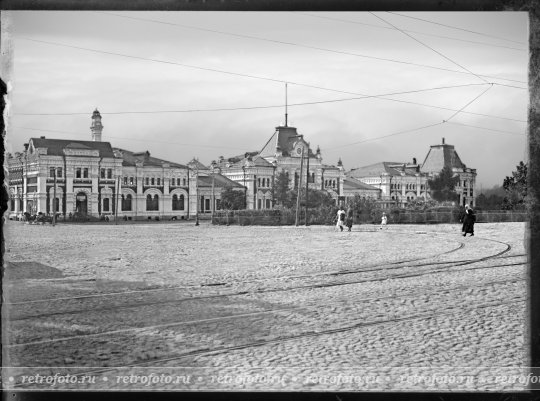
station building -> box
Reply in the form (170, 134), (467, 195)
(6, 110), (242, 220)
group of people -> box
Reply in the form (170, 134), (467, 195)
(334, 204), (476, 236)
(335, 208), (387, 232)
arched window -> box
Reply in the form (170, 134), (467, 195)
(146, 194), (159, 211)
(179, 194), (185, 210)
(122, 194), (132, 211)
(153, 194), (159, 210)
(258, 178), (261, 187)
(172, 194), (180, 210)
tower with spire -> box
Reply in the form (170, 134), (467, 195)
(91, 109), (103, 142)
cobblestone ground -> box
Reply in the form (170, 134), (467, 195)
(2, 220), (528, 392)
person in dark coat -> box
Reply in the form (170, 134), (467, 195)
(461, 204), (476, 236)
(345, 207), (354, 232)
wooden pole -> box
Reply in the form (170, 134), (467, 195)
(295, 147), (304, 227)
(52, 169), (57, 226)
(305, 147), (309, 226)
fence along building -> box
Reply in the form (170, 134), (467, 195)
(6, 109), (242, 220)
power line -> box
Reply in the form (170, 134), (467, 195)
(10, 126), (246, 151)
(13, 83), (525, 124)
(96, 11), (526, 85)
(370, 12), (489, 85)
(301, 12), (526, 49)
(387, 12), (526, 45)
(325, 121), (444, 151)
(444, 84), (494, 122)
(445, 121), (527, 136)
(13, 82), (494, 115)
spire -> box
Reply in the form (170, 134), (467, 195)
(90, 108), (103, 142)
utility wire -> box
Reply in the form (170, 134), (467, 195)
(13, 82), (493, 115)
(443, 84), (494, 122)
(19, 36), (526, 106)
(97, 11), (526, 85)
(387, 12), (526, 45)
(302, 12), (526, 48)
(369, 12), (490, 85)
(325, 122), (445, 151)
(11, 126), (246, 151)
(446, 121), (526, 136)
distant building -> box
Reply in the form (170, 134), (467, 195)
(421, 138), (477, 207)
(347, 138), (477, 207)
(216, 122), (355, 207)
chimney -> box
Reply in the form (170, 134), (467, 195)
(442, 137), (445, 145)
(413, 157), (417, 165)
(40, 136), (45, 139)
(23, 143), (29, 151)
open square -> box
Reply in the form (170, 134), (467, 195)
(2, 221), (528, 391)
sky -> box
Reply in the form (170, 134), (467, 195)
(1, 11), (529, 189)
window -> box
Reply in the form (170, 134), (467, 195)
(145, 177), (149, 185)
(103, 198), (110, 212)
(311, 173), (315, 184)
(76, 168), (81, 178)
(123, 177), (128, 185)
(83, 168), (88, 178)
(122, 194), (132, 211)
(266, 199), (271, 209)
(53, 198), (59, 212)
(57, 167), (62, 178)
(107, 169), (112, 179)
(258, 178), (261, 187)
(50, 168), (55, 177)
(101, 169), (105, 179)
(172, 194), (180, 210)
(183, 178), (186, 186)
(157, 178), (161, 186)
(216, 199), (221, 210)
(129, 177), (134, 185)
(151, 178), (155, 185)
(146, 194), (159, 211)
(257, 199), (262, 209)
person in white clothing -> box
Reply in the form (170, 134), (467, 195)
(380, 212), (388, 229)
(336, 207), (346, 232)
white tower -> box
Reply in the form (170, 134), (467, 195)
(91, 109), (103, 142)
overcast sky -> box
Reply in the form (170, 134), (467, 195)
(2, 11), (528, 189)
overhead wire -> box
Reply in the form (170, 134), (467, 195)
(301, 12), (526, 48)
(97, 11), (526, 85)
(387, 12), (526, 45)
(369, 12), (490, 84)
(10, 126), (247, 151)
(445, 121), (526, 136)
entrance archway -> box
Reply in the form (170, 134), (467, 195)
(76, 192), (88, 214)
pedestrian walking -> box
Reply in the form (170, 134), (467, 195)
(380, 212), (388, 229)
(346, 207), (354, 232)
(336, 207), (346, 232)
(460, 204), (476, 236)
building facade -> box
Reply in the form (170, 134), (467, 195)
(347, 138), (477, 207)
(216, 123), (351, 207)
(6, 110), (243, 220)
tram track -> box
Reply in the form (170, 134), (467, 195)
(11, 293), (524, 388)
(8, 269), (525, 348)
(7, 238), (521, 321)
